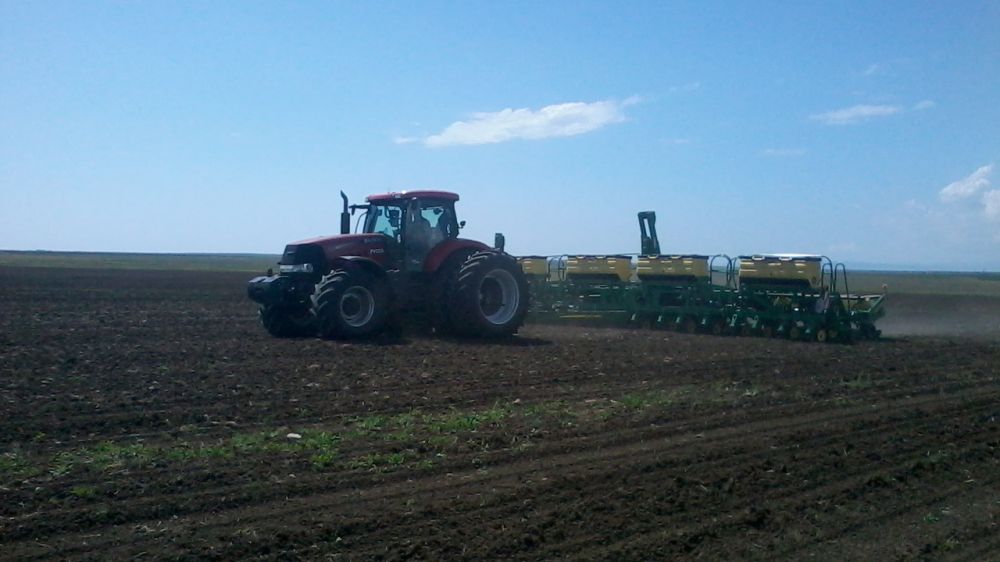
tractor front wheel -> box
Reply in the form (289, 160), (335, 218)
(259, 304), (315, 338)
(449, 251), (529, 337)
(312, 270), (389, 339)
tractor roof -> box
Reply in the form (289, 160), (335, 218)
(366, 190), (459, 203)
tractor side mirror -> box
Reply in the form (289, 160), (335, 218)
(459, 220), (466, 229)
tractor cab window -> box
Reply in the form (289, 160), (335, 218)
(399, 199), (458, 270)
(365, 205), (403, 242)
(418, 204), (457, 245)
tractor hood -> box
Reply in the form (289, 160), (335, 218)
(281, 234), (389, 267)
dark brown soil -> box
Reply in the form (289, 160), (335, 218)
(1, 267), (998, 561)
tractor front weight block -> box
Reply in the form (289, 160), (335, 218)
(248, 275), (297, 307)
(247, 275), (312, 306)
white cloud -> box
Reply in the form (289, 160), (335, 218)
(668, 82), (701, 93)
(421, 97), (639, 148)
(862, 63), (882, 76)
(392, 136), (420, 145)
(983, 190), (1000, 221)
(885, 167), (1000, 260)
(761, 148), (806, 157)
(939, 164), (993, 202)
(809, 104), (902, 125)
(913, 100), (936, 111)
(903, 198), (928, 213)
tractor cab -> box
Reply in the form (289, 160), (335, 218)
(360, 191), (461, 271)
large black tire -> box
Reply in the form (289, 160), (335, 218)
(259, 304), (315, 338)
(449, 251), (529, 338)
(311, 269), (389, 339)
(427, 250), (476, 335)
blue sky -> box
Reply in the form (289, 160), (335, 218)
(2, 1), (998, 269)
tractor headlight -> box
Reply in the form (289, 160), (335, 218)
(279, 263), (314, 274)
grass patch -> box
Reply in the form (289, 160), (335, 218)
(49, 452), (79, 477)
(27, 390), (783, 480)
(849, 271), (1000, 297)
(612, 388), (689, 412)
(427, 434), (458, 448)
(0, 452), (37, 480)
(299, 431), (341, 451)
(311, 450), (339, 468)
(348, 451), (409, 472)
(385, 412), (418, 441)
(841, 374), (876, 390)
(708, 381), (767, 402)
(912, 449), (952, 472)
(350, 415), (387, 434)
(69, 485), (98, 499)
(427, 403), (510, 434)
(86, 441), (158, 469)
(0, 250), (279, 272)
(35, 429), (344, 478)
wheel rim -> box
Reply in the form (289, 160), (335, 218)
(816, 329), (828, 342)
(478, 268), (519, 325)
(340, 286), (375, 328)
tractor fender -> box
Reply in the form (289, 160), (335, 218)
(326, 256), (387, 279)
(424, 239), (491, 274)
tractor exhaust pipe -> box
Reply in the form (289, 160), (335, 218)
(340, 191), (350, 234)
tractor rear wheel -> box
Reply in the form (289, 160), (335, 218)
(311, 269), (389, 339)
(449, 251), (529, 337)
(428, 250), (475, 335)
(259, 304), (315, 338)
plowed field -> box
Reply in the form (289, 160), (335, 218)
(1, 267), (999, 561)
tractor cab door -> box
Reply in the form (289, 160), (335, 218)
(365, 205), (404, 266)
(402, 198), (459, 272)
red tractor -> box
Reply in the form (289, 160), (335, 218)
(247, 190), (529, 339)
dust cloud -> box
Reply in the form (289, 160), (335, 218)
(877, 294), (1000, 340)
